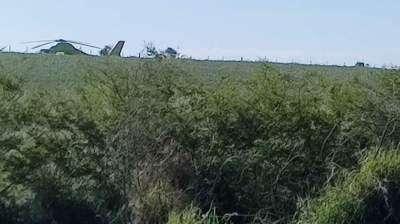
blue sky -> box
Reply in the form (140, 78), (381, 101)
(1, 0), (399, 66)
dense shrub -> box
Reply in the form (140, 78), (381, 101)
(157, 65), (397, 223)
(2, 60), (400, 224)
(74, 62), (400, 223)
(295, 149), (400, 224)
(0, 75), (121, 223)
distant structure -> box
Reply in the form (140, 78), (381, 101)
(164, 47), (178, 58)
(23, 39), (125, 57)
(355, 62), (365, 67)
(23, 39), (99, 55)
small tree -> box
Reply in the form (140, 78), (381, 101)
(100, 45), (112, 56)
(145, 43), (159, 58)
(143, 43), (180, 59)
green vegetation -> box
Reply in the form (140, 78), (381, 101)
(296, 150), (400, 224)
(1, 53), (400, 223)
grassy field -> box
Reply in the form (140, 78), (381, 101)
(0, 52), (386, 91)
(1, 52), (400, 224)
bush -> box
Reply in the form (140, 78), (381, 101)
(155, 65), (394, 222)
(0, 75), (120, 223)
(295, 149), (400, 224)
(86, 62), (400, 223)
(3, 60), (400, 224)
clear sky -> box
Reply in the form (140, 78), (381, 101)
(1, 0), (399, 66)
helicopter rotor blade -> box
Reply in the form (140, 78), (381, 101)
(23, 39), (101, 50)
(22, 40), (55, 44)
(66, 40), (100, 49)
(65, 40), (91, 45)
(32, 41), (56, 49)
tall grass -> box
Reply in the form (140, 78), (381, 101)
(295, 149), (400, 224)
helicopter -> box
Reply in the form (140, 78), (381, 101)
(23, 39), (125, 57)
